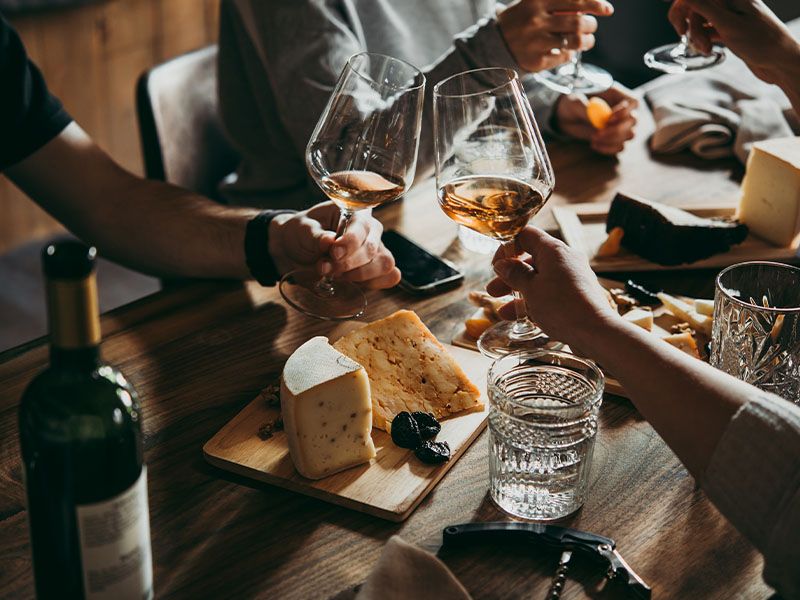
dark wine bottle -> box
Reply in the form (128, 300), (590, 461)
(19, 240), (153, 600)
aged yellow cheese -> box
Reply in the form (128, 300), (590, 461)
(738, 137), (800, 247)
(280, 336), (376, 480)
(334, 310), (483, 431)
(694, 299), (715, 317)
(622, 307), (653, 331)
(663, 332), (701, 359)
(657, 292), (712, 337)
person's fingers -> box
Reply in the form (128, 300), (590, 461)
(688, 11), (712, 54)
(498, 298), (527, 321)
(340, 251), (397, 284)
(284, 216), (329, 264)
(668, 0), (692, 36)
(546, 0), (614, 17)
(591, 139), (626, 155)
(605, 101), (636, 126)
(493, 257), (536, 291)
(594, 116), (636, 145)
(486, 276), (512, 298)
(548, 32), (595, 52)
(304, 202), (341, 231)
(513, 226), (560, 264)
(546, 13), (598, 35)
(362, 267), (402, 290)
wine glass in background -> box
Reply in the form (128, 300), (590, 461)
(434, 67), (556, 358)
(280, 52), (425, 320)
(644, 18), (725, 72)
(535, 17), (613, 95)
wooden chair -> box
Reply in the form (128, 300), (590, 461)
(136, 45), (238, 200)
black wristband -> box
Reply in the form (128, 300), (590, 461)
(244, 210), (295, 286)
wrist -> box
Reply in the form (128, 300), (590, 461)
(267, 212), (296, 275)
(245, 210), (294, 286)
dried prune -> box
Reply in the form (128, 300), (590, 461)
(625, 280), (662, 306)
(414, 441), (451, 464)
(411, 411), (441, 441)
(391, 412), (422, 449)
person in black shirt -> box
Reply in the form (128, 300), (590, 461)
(0, 14), (400, 289)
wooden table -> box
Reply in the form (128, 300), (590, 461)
(0, 106), (773, 599)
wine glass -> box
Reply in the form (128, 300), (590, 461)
(280, 52), (425, 320)
(535, 28), (612, 94)
(644, 23), (725, 73)
(433, 68), (556, 358)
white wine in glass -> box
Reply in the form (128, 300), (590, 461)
(434, 67), (557, 358)
(280, 52), (425, 320)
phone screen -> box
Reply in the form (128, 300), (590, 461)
(382, 230), (462, 291)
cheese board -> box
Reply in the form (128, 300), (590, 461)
(553, 202), (800, 272)
(451, 278), (705, 399)
(203, 342), (491, 522)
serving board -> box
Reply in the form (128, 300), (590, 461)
(451, 278), (706, 399)
(553, 202), (800, 272)
(203, 343), (491, 522)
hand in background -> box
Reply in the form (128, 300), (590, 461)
(555, 85), (639, 155)
(497, 0), (614, 73)
(269, 202), (401, 289)
(486, 227), (617, 350)
(668, 0), (800, 87)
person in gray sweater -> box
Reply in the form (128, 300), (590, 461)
(217, 0), (639, 209)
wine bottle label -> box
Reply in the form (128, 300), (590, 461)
(75, 467), (153, 600)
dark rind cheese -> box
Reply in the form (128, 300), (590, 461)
(606, 193), (748, 265)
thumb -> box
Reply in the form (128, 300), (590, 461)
(493, 258), (535, 290)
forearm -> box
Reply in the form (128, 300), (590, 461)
(773, 38), (800, 118)
(573, 317), (746, 477)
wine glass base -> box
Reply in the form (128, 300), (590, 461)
(477, 320), (564, 359)
(535, 62), (613, 95)
(644, 43), (726, 73)
(279, 269), (366, 321)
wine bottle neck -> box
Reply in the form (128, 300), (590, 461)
(45, 274), (101, 350)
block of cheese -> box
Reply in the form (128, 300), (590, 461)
(280, 336), (376, 480)
(622, 307), (653, 331)
(657, 292), (713, 337)
(334, 310), (483, 431)
(738, 137), (800, 247)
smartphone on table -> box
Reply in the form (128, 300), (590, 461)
(381, 230), (463, 295)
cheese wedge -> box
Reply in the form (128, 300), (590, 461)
(657, 292), (713, 336)
(334, 310), (482, 431)
(280, 336), (376, 480)
(738, 137), (800, 246)
(663, 332), (701, 359)
(622, 307), (653, 331)
(694, 299), (715, 317)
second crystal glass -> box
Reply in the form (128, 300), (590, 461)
(433, 68), (555, 358)
(280, 52), (425, 320)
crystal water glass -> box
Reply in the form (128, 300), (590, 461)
(711, 261), (800, 403)
(488, 350), (604, 521)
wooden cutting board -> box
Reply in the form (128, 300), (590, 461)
(203, 343), (491, 522)
(553, 202), (800, 272)
(451, 278), (707, 399)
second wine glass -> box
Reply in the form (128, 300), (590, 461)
(280, 52), (425, 320)
(433, 68), (556, 358)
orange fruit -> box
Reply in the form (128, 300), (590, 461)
(586, 97), (613, 129)
(465, 317), (493, 340)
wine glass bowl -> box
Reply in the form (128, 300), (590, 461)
(433, 68), (556, 358)
(280, 52), (424, 321)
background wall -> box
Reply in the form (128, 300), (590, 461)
(0, 0), (221, 253)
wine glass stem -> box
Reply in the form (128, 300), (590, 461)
(572, 51), (584, 78)
(510, 290), (534, 338)
(315, 208), (354, 296)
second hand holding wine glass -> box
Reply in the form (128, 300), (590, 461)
(644, 18), (725, 72)
(434, 68), (557, 358)
(280, 52), (425, 321)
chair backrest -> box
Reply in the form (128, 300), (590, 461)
(136, 45), (238, 199)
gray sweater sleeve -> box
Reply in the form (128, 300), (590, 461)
(702, 394), (800, 598)
(232, 0), (555, 183)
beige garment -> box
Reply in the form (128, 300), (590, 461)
(646, 18), (800, 164)
(352, 536), (472, 600)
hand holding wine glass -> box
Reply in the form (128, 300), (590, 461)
(280, 52), (424, 320)
(433, 67), (556, 358)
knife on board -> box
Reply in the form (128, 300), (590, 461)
(434, 522), (652, 599)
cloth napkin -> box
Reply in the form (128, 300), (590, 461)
(332, 536), (472, 600)
(646, 19), (800, 163)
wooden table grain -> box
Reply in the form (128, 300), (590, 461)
(0, 104), (773, 599)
